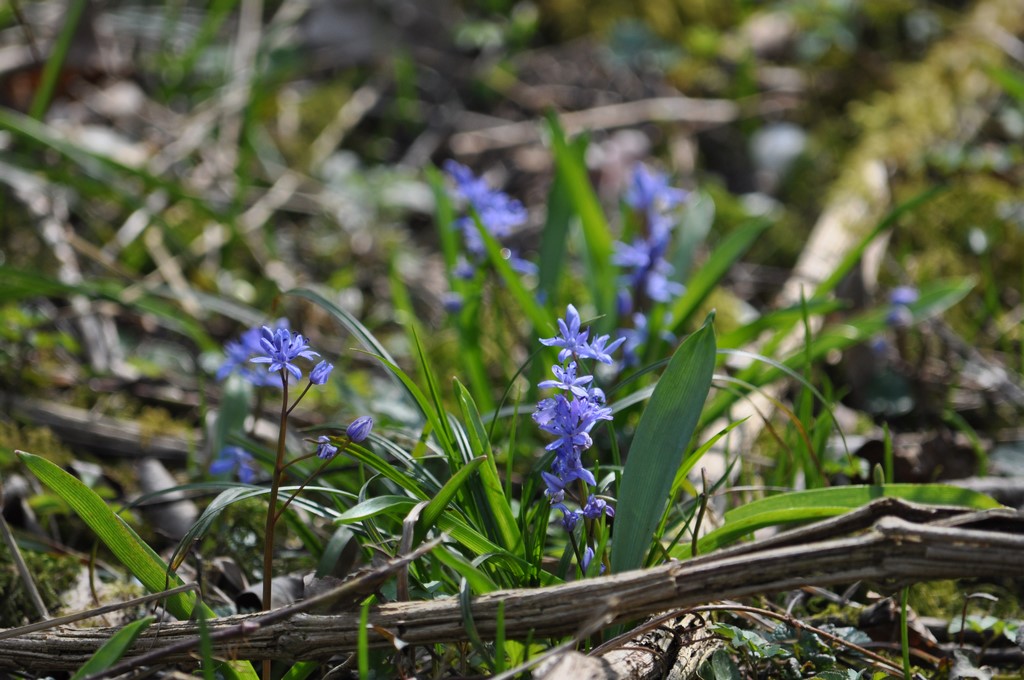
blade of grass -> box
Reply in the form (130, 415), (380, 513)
(19, 452), (196, 618)
(536, 148), (577, 305)
(28, 0), (88, 120)
(433, 546), (499, 594)
(669, 218), (770, 334)
(473, 214), (551, 333)
(453, 380), (523, 555)
(418, 456), (485, 531)
(546, 114), (615, 326)
(69, 616), (156, 680)
(672, 483), (1001, 558)
(336, 497), (529, 578)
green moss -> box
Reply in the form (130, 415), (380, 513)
(0, 422), (74, 472)
(908, 580), (1023, 621)
(0, 549), (80, 627)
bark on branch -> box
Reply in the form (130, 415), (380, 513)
(0, 500), (1020, 672)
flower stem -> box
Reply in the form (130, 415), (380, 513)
(274, 455), (334, 524)
(261, 370), (289, 680)
(286, 381), (313, 415)
(262, 369), (289, 613)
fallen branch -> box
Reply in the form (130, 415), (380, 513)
(449, 96), (739, 155)
(0, 501), (1020, 672)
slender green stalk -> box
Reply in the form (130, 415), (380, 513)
(358, 597), (372, 678)
(273, 447), (350, 523)
(29, 0), (88, 120)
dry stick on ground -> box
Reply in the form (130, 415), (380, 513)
(4, 391), (195, 462)
(0, 501), (1020, 673)
(449, 96), (740, 155)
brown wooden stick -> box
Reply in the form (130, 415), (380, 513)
(0, 506), (1020, 672)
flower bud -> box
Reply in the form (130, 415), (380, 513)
(315, 435), (338, 460)
(346, 416), (374, 443)
(309, 360), (334, 385)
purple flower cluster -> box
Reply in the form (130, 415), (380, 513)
(443, 160), (536, 280)
(213, 322), (373, 483)
(614, 164), (688, 308)
(534, 305), (622, 531)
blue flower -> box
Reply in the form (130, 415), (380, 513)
(444, 160), (532, 270)
(580, 333), (626, 365)
(581, 546), (605, 574)
(535, 394), (594, 453)
(309, 360), (334, 385)
(250, 326), (320, 381)
(538, 361), (594, 397)
(551, 449), (596, 487)
(890, 286), (919, 306)
(315, 435), (339, 460)
(553, 503), (581, 532)
(210, 446), (257, 484)
(582, 494), (615, 519)
(614, 164), (689, 341)
(346, 416), (374, 443)
(540, 304), (591, 362)
(886, 286), (919, 328)
(541, 471), (566, 502)
(534, 307), (624, 535)
(217, 323), (287, 387)
(625, 163), (688, 219)
(442, 292), (465, 314)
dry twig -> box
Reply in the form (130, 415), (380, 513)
(0, 501), (1019, 672)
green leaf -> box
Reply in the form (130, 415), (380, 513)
(19, 453), (260, 680)
(453, 380), (522, 555)
(713, 623), (788, 658)
(670, 191), (716, 283)
(436, 511), (530, 579)
(70, 615), (156, 680)
(335, 498), (529, 578)
(472, 214), (552, 333)
(29, 0), (89, 120)
(432, 547), (499, 594)
(611, 315), (717, 573)
(989, 66), (1024, 103)
(703, 648), (742, 680)
(546, 115), (615, 325)
(536, 154), (577, 304)
(287, 287), (412, 402)
(419, 456), (485, 530)
(669, 218), (770, 334)
(197, 606), (215, 680)
(336, 495), (416, 523)
(279, 661), (320, 680)
(673, 484), (1001, 558)
(211, 375), (251, 460)
(20, 452), (196, 617)
(725, 483), (1000, 522)
(410, 325), (461, 461)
